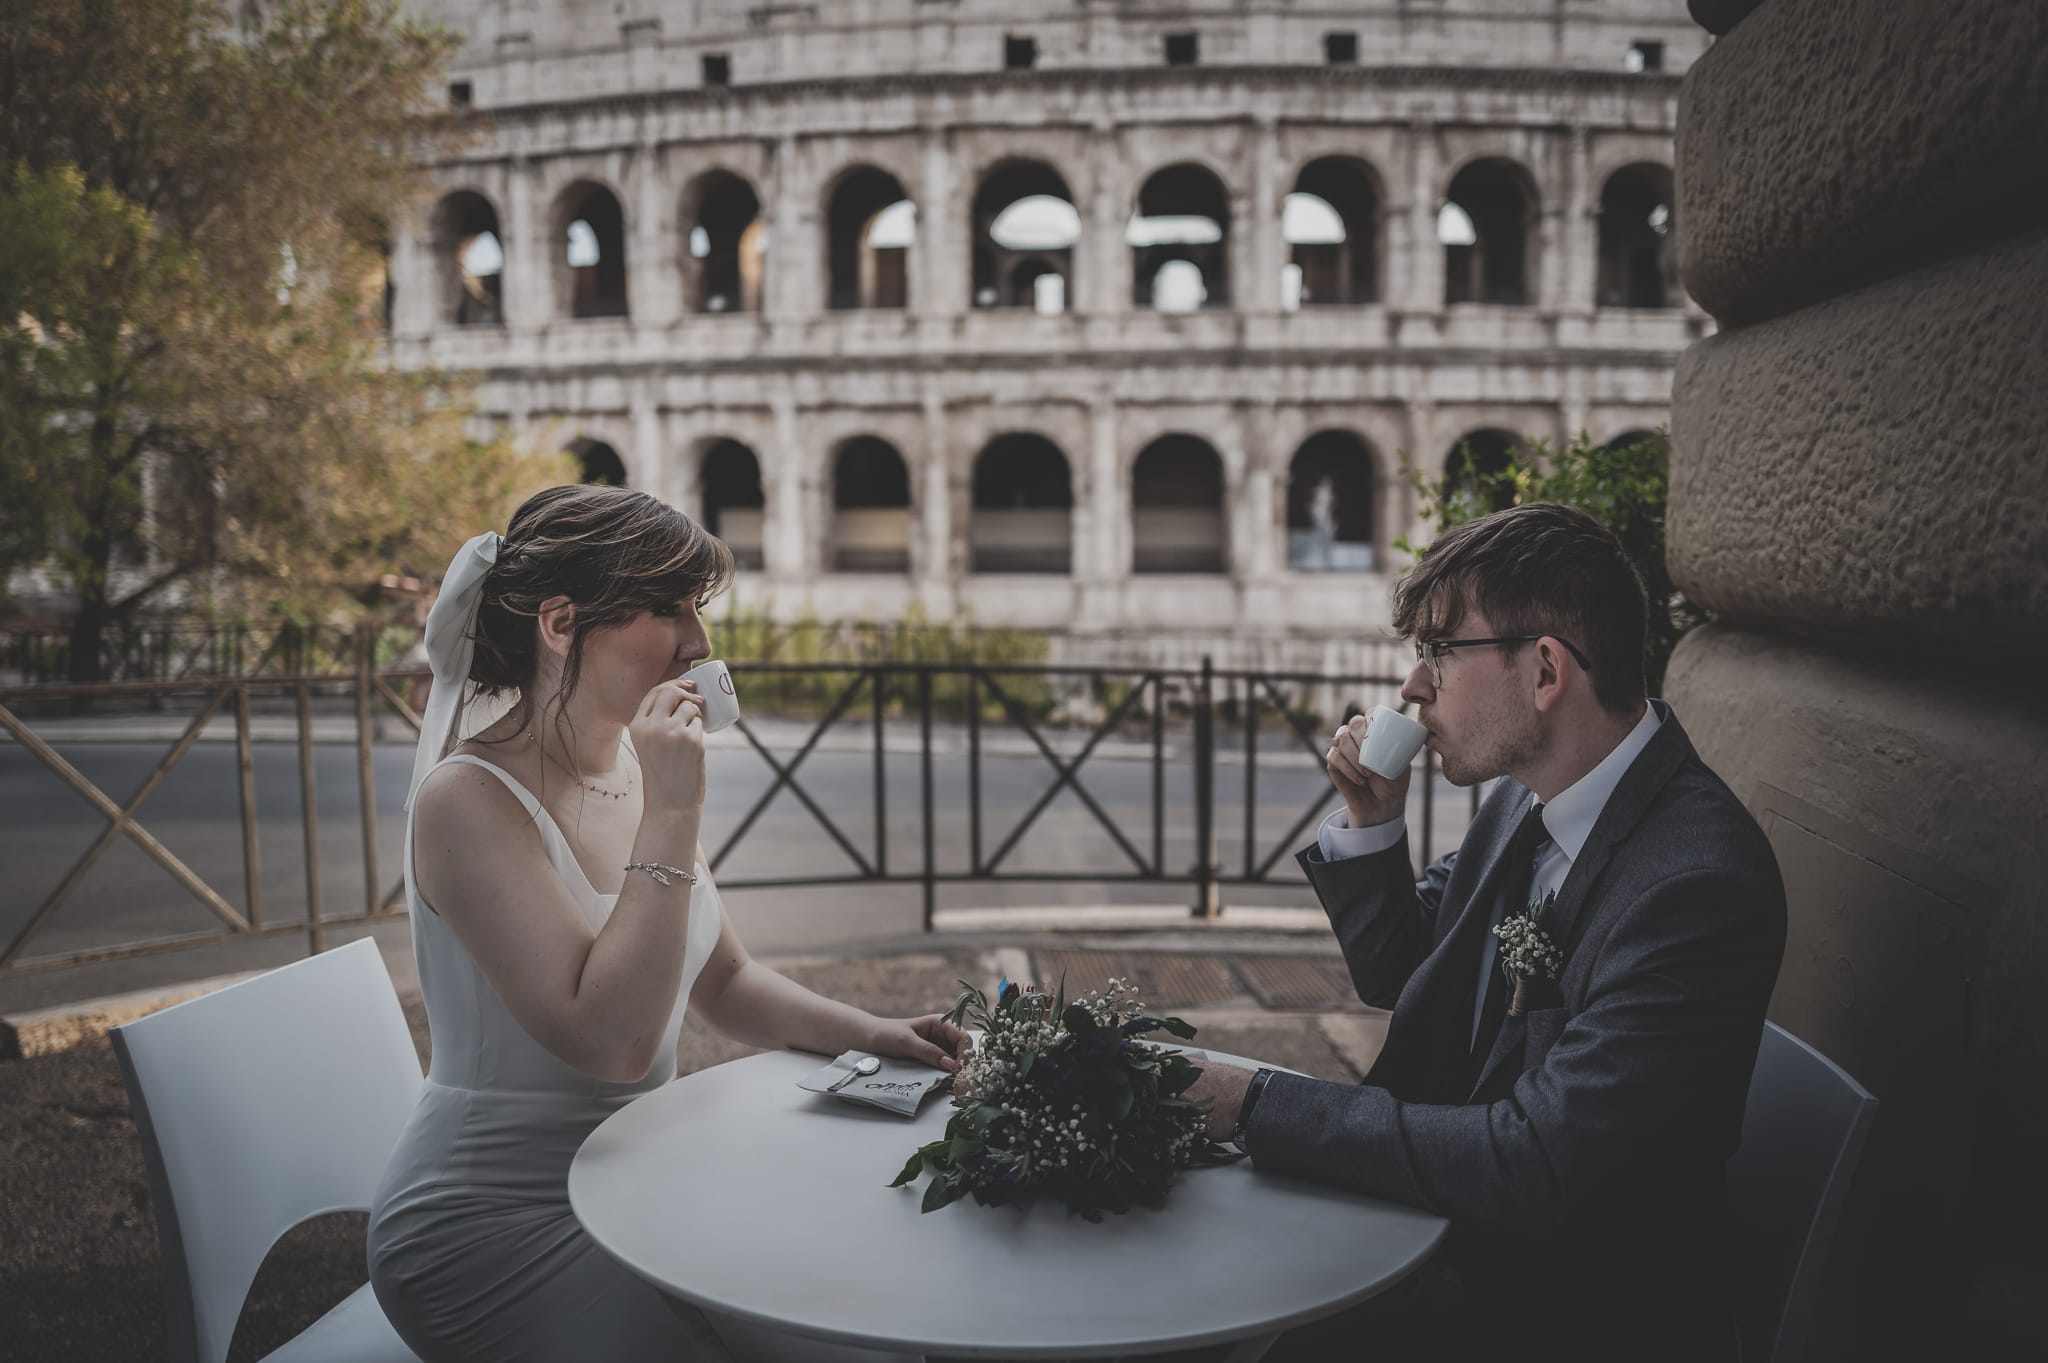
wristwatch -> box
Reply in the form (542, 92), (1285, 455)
(1231, 1068), (1276, 1152)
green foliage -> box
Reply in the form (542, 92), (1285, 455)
(891, 978), (1236, 1221)
(0, 1), (562, 676)
(1394, 429), (1706, 694)
(709, 599), (1057, 722)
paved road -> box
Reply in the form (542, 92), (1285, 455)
(0, 719), (1482, 1006)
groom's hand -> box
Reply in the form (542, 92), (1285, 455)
(1182, 1060), (1258, 1142)
(1328, 713), (1410, 829)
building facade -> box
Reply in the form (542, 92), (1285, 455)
(389, 0), (1706, 649)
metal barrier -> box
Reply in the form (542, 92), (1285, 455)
(0, 657), (1479, 977)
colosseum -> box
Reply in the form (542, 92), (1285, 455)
(388, 0), (1708, 657)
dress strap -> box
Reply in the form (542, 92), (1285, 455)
(426, 753), (543, 817)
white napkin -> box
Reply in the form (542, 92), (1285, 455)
(797, 1050), (951, 1117)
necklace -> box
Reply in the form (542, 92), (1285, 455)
(526, 730), (633, 801)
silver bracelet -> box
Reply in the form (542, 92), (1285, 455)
(624, 861), (698, 888)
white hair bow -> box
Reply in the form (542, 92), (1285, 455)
(406, 531), (503, 810)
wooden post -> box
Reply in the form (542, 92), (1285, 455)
(297, 682), (323, 953)
(355, 627), (381, 918)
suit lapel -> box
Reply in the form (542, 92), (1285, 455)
(1464, 708), (1697, 1098)
(1376, 787), (1536, 1096)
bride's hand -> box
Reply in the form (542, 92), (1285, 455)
(630, 677), (707, 813)
(866, 1013), (973, 1073)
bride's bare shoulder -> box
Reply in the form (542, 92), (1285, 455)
(414, 754), (532, 842)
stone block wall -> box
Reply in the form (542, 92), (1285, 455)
(1664, 1), (2048, 1356)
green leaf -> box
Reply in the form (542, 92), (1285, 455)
(888, 1150), (927, 1187)
(1157, 1015), (1197, 1039)
(922, 1175), (968, 1213)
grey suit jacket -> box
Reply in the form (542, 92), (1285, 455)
(1252, 704), (1785, 1359)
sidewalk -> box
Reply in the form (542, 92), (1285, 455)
(0, 912), (1384, 1362)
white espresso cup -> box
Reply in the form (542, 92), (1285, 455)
(680, 659), (742, 733)
(1358, 704), (1428, 779)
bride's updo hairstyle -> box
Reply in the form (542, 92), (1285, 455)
(470, 484), (733, 727)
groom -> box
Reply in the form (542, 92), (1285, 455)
(1186, 503), (1785, 1362)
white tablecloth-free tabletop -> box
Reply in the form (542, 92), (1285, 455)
(569, 1047), (1446, 1361)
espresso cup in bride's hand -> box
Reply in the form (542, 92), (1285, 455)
(1359, 704), (1428, 779)
(680, 659), (741, 732)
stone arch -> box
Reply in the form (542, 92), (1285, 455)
(970, 433), (1073, 574)
(829, 435), (912, 572)
(825, 165), (914, 311)
(680, 170), (765, 314)
(429, 190), (504, 326)
(1131, 434), (1227, 573)
(1286, 157), (1382, 308)
(1286, 431), (1381, 572)
(1596, 163), (1678, 309)
(567, 436), (628, 487)
(1129, 162), (1231, 311)
(550, 180), (629, 319)
(973, 159), (1078, 313)
(1443, 428), (1524, 513)
(698, 438), (765, 570)
(1441, 158), (1540, 306)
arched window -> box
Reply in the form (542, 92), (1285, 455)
(1286, 432), (1378, 572)
(827, 168), (914, 310)
(569, 438), (627, 487)
(1286, 158), (1380, 308)
(1443, 429), (1521, 513)
(552, 182), (629, 319)
(973, 161), (1078, 312)
(683, 172), (765, 314)
(1442, 160), (1537, 306)
(971, 434), (1073, 573)
(1603, 428), (1658, 452)
(1597, 164), (1678, 309)
(830, 437), (911, 572)
(1129, 164), (1230, 311)
(1131, 435), (1227, 573)
(429, 191), (503, 326)
(700, 439), (765, 571)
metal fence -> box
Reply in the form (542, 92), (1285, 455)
(0, 656), (1478, 978)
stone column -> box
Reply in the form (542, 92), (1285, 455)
(1085, 395), (1122, 579)
(390, 213), (437, 341)
(1234, 401), (1280, 577)
(504, 159), (549, 330)
(1664, 3), (2048, 1356)
(914, 390), (953, 603)
(1244, 119), (1283, 314)
(915, 133), (961, 319)
(764, 396), (809, 579)
(1561, 127), (1595, 317)
(1082, 127), (1128, 317)
(764, 136), (815, 321)
(1534, 131), (1570, 312)
(631, 143), (681, 329)
(1401, 396), (1434, 548)
(629, 391), (666, 501)
(1409, 124), (1443, 311)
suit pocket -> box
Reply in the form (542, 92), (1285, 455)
(1522, 1006), (1569, 1067)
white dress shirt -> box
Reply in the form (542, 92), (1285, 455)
(1315, 702), (1665, 1047)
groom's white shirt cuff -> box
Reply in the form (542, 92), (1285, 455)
(1317, 809), (1407, 862)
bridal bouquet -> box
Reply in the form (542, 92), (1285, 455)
(890, 977), (1240, 1221)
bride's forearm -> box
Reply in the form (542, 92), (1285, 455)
(697, 958), (877, 1055)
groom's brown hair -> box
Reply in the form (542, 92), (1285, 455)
(1391, 502), (1648, 714)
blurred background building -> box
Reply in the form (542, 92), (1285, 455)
(386, 0), (1705, 661)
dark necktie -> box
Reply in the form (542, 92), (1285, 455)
(1469, 800), (1548, 1081)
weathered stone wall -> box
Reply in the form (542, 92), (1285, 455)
(1665, 1), (2048, 1356)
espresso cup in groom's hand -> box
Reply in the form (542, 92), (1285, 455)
(1358, 704), (1427, 779)
(680, 659), (742, 732)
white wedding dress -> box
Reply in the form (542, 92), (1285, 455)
(367, 753), (725, 1362)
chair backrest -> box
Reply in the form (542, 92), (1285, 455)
(1726, 1020), (1877, 1363)
(111, 938), (423, 1363)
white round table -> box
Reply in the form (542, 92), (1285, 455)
(570, 1048), (1445, 1361)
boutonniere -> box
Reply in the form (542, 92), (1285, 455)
(1493, 889), (1564, 1017)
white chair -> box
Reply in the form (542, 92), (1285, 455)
(111, 938), (423, 1363)
(1726, 1020), (1878, 1363)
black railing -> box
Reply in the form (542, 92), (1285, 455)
(0, 657), (1478, 977)
(706, 659), (1480, 928)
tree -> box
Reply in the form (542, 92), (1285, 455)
(1396, 429), (1706, 695)
(0, 0), (564, 680)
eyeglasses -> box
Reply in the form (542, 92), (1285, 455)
(1412, 634), (1592, 688)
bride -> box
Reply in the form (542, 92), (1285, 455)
(368, 484), (968, 1361)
